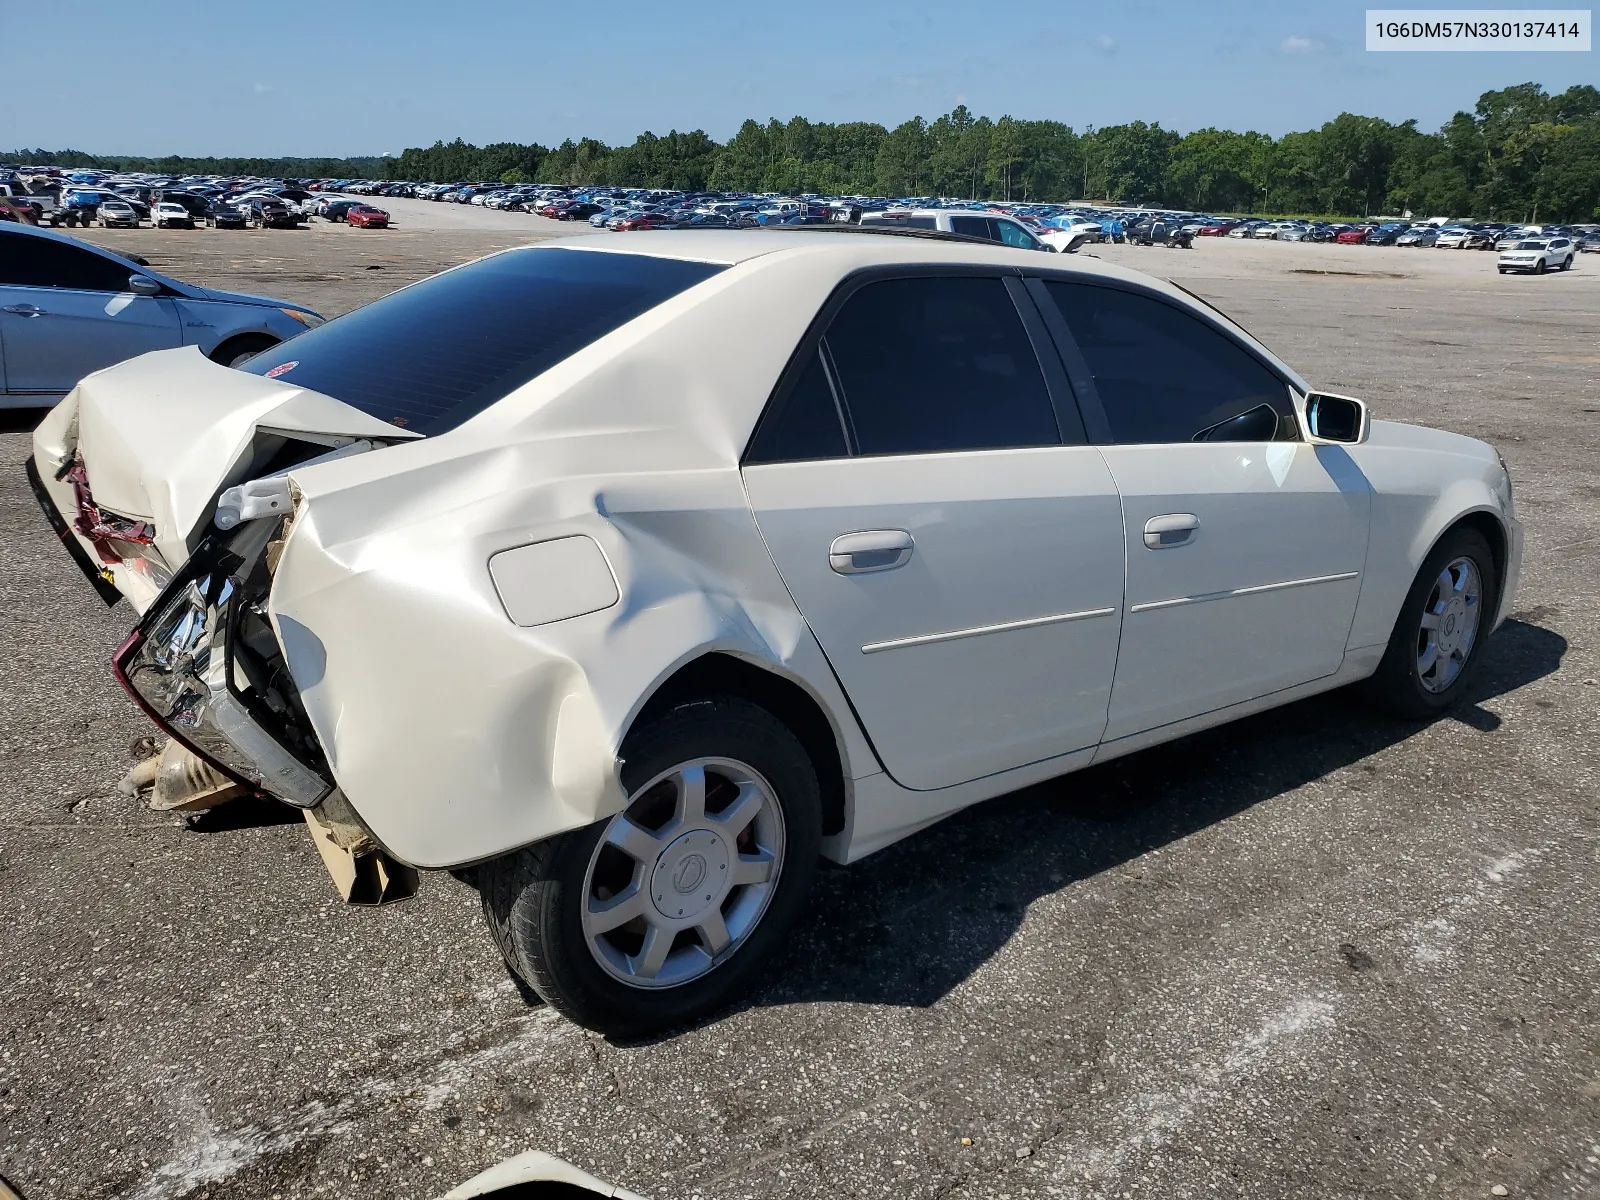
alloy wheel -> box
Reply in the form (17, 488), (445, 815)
(580, 758), (785, 989)
(1415, 556), (1482, 693)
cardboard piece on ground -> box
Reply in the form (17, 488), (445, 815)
(302, 809), (419, 905)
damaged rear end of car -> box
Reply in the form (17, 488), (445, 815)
(28, 344), (422, 877)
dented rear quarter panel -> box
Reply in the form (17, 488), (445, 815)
(266, 245), (888, 869)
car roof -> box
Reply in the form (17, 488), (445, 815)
(485, 232), (1301, 386)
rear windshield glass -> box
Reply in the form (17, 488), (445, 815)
(241, 247), (725, 434)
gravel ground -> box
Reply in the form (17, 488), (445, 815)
(1, 213), (1597, 1200)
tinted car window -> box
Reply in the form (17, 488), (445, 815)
(0, 232), (140, 291)
(995, 220), (1037, 249)
(1044, 281), (1290, 444)
(949, 215), (995, 241)
(745, 348), (849, 463)
(823, 277), (1059, 456)
(242, 247), (724, 435)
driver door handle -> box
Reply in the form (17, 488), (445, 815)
(830, 530), (915, 575)
(1144, 513), (1199, 549)
(2, 303), (45, 317)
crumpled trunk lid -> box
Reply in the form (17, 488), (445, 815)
(32, 345), (418, 607)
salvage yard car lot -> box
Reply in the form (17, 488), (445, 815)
(1, 215), (1596, 1200)
(30, 229), (1521, 1038)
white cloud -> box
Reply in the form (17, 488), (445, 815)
(253, 82), (274, 94)
(1096, 34), (1117, 54)
(1281, 35), (1316, 52)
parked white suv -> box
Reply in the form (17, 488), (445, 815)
(859, 209), (1056, 252)
(1498, 237), (1576, 274)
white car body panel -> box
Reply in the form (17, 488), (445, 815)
(1098, 441), (1371, 739)
(30, 232), (1523, 872)
(744, 446), (1125, 790)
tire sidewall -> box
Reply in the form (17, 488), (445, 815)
(507, 699), (821, 1036)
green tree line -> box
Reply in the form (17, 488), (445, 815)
(11, 81), (1600, 220)
(2, 149), (391, 180)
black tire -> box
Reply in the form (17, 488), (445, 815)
(1561, 257), (1572, 270)
(1534, 259), (1546, 274)
(210, 333), (277, 368)
(479, 697), (822, 1037)
(1360, 526), (1499, 719)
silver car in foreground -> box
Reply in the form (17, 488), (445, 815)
(0, 224), (323, 406)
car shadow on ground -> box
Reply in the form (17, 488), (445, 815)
(693, 616), (1566, 1029)
(0, 408), (47, 436)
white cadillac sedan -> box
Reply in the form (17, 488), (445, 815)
(29, 229), (1522, 1035)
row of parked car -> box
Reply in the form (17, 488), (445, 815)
(0, 170), (392, 232)
(1208, 215), (1600, 251)
(6, 165), (1597, 267)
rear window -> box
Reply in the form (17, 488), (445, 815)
(241, 247), (725, 434)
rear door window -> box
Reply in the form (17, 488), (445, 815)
(822, 276), (1060, 456)
(949, 215), (997, 241)
(241, 247), (725, 435)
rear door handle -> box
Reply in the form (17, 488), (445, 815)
(1144, 513), (1198, 549)
(830, 530), (914, 575)
(2, 304), (44, 317)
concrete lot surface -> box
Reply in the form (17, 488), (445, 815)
(1, 214), (1597, 1200)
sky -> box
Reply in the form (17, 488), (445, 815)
(1, 0), (1594, 157)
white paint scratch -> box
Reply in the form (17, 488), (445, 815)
(129, 1007), (572, 1200)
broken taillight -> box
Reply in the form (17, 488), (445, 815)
(113, 560), (331, 808)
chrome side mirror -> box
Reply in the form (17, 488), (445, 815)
(127, 275), (162, 296)
(1303, 392), (1369, 444)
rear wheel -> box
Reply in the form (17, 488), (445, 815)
(210, 333), (277, 368)
(1360, 526), (1498, 719)
(479, 697), (821, 1037)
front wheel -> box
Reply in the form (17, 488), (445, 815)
(1534, 259), (1547, 274)
(479, 697), (822, 1037)
(210, 333), (277, 368)
(1360, 526), (1498, 719)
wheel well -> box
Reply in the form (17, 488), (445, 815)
(633, 654), (847, 837)
(1451, 511), (1508, 598)
(209, 332), (277, 366)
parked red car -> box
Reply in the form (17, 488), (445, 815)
(1335, 228), (1370, 244)
(1197, 221), (1238, 236)
(346, 205), (390, 229)
(613, 212), (675, 231)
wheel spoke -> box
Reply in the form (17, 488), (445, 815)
(630, 923), (673, 980)
(1444, 566), (1464, 597)
(676, 763), (707, 824)
(586, 885), (647, 935)
(1419, 611), (1442, 631)
(1417, 639), (1439, 676)
(713, 781), (765, 836)
(731, 850), (775, 886)
(606, 815), (664, 865)
(697, 909), (731, 956)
